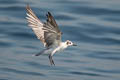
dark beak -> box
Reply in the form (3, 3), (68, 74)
(73, 44), (77, 46)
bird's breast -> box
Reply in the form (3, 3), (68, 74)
(59, 44), (67, 51)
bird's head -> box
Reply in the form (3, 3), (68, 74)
(65, 40), (77, 47)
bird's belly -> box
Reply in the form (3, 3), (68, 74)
(43, 48), (53, 55)
(57, 47), (65, 53)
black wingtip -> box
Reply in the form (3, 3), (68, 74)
(47, 12), (52, 16)
(48, 12), (50, 14)
(46, 12), (50, 17)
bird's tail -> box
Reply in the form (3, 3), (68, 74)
(33, 49), (49, 56)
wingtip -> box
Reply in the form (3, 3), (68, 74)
(26, 4), (31, 11)
(48, 12), (50, 14)
(47, 12), (52, 16)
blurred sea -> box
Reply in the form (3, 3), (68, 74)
(0, 0), (120, 80)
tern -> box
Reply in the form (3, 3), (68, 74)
(26, 5), (77, 66)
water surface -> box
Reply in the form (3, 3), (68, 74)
(0, 0), (120, 80)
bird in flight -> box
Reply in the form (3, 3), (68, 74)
(26, 5), (77, 66)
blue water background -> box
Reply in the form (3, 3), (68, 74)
(0, 0), (120, 80)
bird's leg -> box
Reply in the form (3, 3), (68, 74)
(48, 48), (59, 66)
(49, 54), (55, 66)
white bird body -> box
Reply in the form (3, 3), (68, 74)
(58, 42), (68, 51)
(26, 5), (76, 65)
(37, 42), (67, 55)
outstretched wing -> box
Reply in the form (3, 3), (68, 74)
(43, 12), (62, 48)
(26, 5), (62, 48)
(26, 5), (46, 46)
